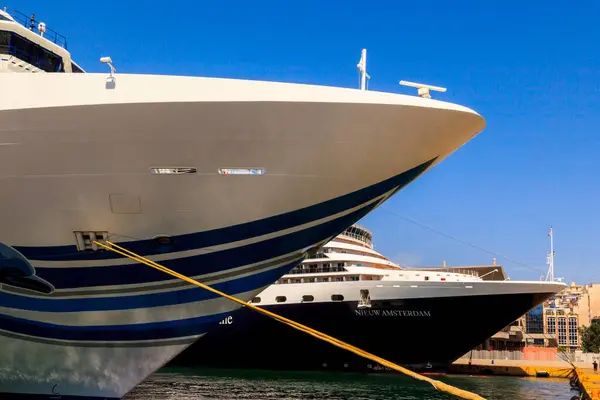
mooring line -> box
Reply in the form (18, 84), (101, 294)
(94, 240), (486, 400)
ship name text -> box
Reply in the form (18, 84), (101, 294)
(354, 309), (431, 317)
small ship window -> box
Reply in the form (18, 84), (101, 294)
(154, 235), (172, 245)
(331, 294), (344, 302)
(425, 276), (430, 281)
(275, 296), (287, 303)
(302, 295), (314, 302)
(71, 62), (84, 73)
(0, 14), (10, 21)
(0, 31), (9, 50)
(251, 297), (261, 303)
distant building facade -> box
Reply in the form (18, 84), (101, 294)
(479, 281), (600, 351)
(544, 307), (579, 349)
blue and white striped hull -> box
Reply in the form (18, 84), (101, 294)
(0, 161), (434, 399)
(0, 72), (486, 398)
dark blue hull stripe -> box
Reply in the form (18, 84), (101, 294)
(0, 258), (302, 313)
(33, 198), (383, 289)
(0, 262), (303, 342)
(15, 158), (436, 261)
(0, 308), (226, 343)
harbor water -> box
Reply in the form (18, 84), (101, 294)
(125, 368), (577, 399)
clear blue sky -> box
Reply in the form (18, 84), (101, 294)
(14, 0), (600, 283)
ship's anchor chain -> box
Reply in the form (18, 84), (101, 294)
(570, 374), (579, 388)
(568, 370), (588, 400)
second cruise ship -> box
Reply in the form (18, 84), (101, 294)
(171, 225), (566, 372)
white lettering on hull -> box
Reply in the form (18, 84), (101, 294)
(354, 309), (431, 317)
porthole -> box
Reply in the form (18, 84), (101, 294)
(331, 294), (344, 302)
(153, 234), (172, 245)
(302, 295), (314, 302)
(275, 296), (287, 303)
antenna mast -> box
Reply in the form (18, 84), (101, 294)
(356, 48), (370, 91)
(545, 227), (554, 281)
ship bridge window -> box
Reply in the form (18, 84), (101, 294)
(0, 31), (8, 51)
(331, 294), (344, 302)
(0, 30), (64, 72)
(275, 296), (287, 303)
(71, 62), (84, 73)
(0, 14), (10, 21)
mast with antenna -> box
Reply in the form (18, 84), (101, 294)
(356, 48), (370, 91)
(545, 227), (555, 281)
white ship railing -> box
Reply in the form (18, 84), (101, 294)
(337, 231), (372, 247)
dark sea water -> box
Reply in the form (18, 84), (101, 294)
(124, 368), (578, 400)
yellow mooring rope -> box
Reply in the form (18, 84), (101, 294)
(94, 240), (486, 400)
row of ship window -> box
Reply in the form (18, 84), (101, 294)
(278, 276), (360, 284)
(289, 263), (347, 273)
(1, 30), (62, 71)
(0, 30), (83, 73)
(251, 294), (345, 303)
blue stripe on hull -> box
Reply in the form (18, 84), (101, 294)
(0, 308), (222, 342)
(0, 159), (434, 344)
(0, 259), (300, 342)
(1, 258), (302, 313)
(34, 196), (382, 289)
(15, 158), (435, 261)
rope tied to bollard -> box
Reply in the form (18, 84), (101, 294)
(94, 240), (486, 400)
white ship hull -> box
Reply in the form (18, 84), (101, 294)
(0, 73), (485, 398)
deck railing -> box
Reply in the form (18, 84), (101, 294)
(5, 8), (67, 49)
